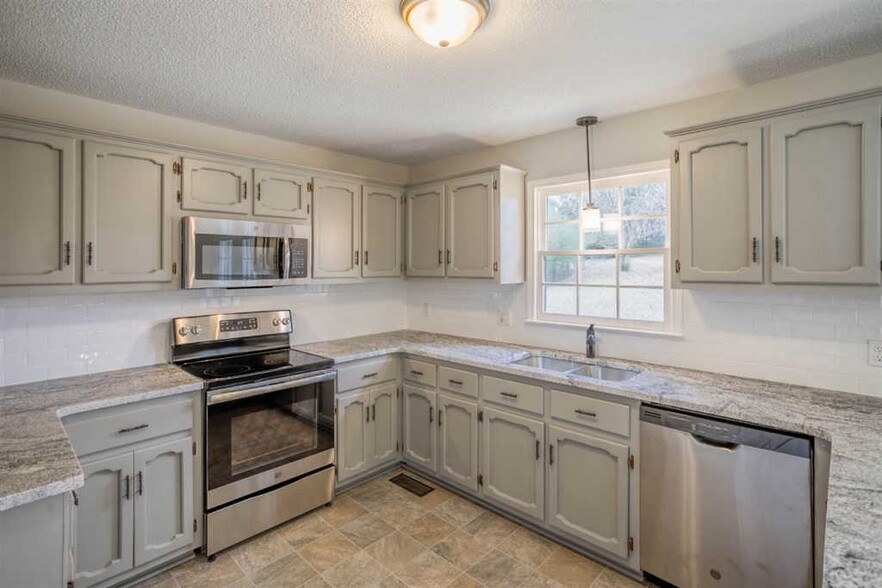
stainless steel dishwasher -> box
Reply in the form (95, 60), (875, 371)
(640, 405), (829, 588)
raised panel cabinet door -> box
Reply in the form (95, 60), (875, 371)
(437, 393), (478, 491)
(133, 437), (194, 566)
(313, 177), (362, 278)
(370, 383), (399, 465)
(446, 173), (495, 278)
(75, 452), (134, 587)
(181, 157), (251, 214)
(82, 141), (175, 284)
(0, 126), (77, 285)
(547, 426), (629, 559)
(480, 407), (544, 522)
(677, 128), (763, 283)
(406, 184), (445, 277)
(253, 168), (311, 220)
(337, 391), (371, 481)
(770, 102), (882, 285)
(403, 383), (436, 472)
(362, 185), (402, 277)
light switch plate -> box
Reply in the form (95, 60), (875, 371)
(497, 310), (512, 327)
(869, 340), (882, 367)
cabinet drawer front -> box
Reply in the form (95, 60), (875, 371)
(550, 390), (629, 437)
(66, 398), (193, 457)
(438, 366), (478, 398)
(337, 357), (399, 392)
(482, 376), (543, 415)
(403, 358), (437, 387)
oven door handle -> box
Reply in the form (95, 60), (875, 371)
(207, 369), (336, 405)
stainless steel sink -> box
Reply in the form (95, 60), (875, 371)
(568, 364), (639, 382)
(509, 355), (584, 372)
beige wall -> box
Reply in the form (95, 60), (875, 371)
(0, 78), (409, 184)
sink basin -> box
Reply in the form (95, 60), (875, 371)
(569, 365), (639, 382)
(509, 355), (584, 372)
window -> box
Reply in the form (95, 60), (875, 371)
(533, 167), (675, 332)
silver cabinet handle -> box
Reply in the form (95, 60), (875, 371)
(364, 251), (369, 266)
(429, 406), (434, 423)
(752, 237), (759, 263)
(372, 404), (376, 422)
(136, 471), (143, 496)
(257, 182), (262, 200)
(124, 474), (131, 500)
(438, 250), (442, 265)
(63, 241), (71, 266)
(118, 423), (149, 434)
(361, 372), (378, 379)
(500, 391), (518, 399)
(354, 250), (359, 266)
(410, 370), (424, 376)
(438, 408), (443, 427)
(448, 379), (463, 386)
(574, 409), (597, 418)
(366, 406), (370, 422)
(535, 439), (540, 460)
(243, 180), (248, 200)
(549, 444), (555, 465)
(775, 236), (781, 263)
(71, 490), (79, 506)
(446, 249), (451, 265)
(87, 242), (94, 265)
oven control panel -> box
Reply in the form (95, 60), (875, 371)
(172, 310), (292, 346)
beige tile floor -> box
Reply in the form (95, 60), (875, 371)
(136, 468), (654, 588)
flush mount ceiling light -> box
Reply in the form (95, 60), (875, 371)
(400, 0), (490, 48)
(577, 115), (602, 231)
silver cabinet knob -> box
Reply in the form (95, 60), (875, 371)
(177, 327), (189, 337)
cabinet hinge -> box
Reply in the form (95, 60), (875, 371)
(492, 179), (498, 190)
(307, 181), (314, 192)
(628, 537), (634, 552)
(675, 259), (681, 274)
(176, 190), (181, 203)
(192, 441), (197, 456)
(193, 519), (197, 532)
(673, 149), (679, 163)
(172, 161), (181, 175)
(628, 454), (634, 470)
(477, 410), (483, 423)
(172, 262), (177, 275)
(477, 473), (484, 486)
(493, 261), (498, 272)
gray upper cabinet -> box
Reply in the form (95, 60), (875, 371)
(313, 177), (361, 278)
(406, 183), (446, 277)
(770, 102), (882, 285)
(75, 452), (135, 587)
(480, 406), (544, 522)
(437, 393), (479, 491)
(133, 437), (194, 566)
(403, 383), (436, 472)
(82, 141), (175, 284)
(181, 157), (251, 215)
(675, 128), (763, 283)
(547, 425), (630, 559)
(0, 126), (77, 285)
(446, 173), (495, 278)
(253, 167), (311, 220)
(362, 185), (402, 278)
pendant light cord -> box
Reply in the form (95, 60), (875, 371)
(584, 124), (593, 207)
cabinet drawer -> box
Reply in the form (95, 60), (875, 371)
(403, 358), (437, 387)
(482, 376), (543, 415)
(438, 366), (478, 398)
(549, 390), (630, 437)
(65, 398), (193, 457)
(337, 356), (399, 392)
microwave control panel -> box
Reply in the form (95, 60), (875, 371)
(290, 238), (308, 278)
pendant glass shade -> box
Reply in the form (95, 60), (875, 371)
(581, 203), (602, 231)
(400, 0), (490, 48)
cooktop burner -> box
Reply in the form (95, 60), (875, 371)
(179, 348), (334, 386)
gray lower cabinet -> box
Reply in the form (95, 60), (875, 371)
(480, 406), (545, 522)
(437, 393), (478, 491)
(0, 492), (74, 587)
(403, 383), (437, 472)
(369, 383), (399, 465)
(337, 382), (400, 483)
(547, 425), (630, 559)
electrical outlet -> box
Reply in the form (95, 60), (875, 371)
(869, 340), (882, 367)
(497, 310), (511, 327)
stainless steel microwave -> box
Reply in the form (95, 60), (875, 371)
(183, 216), (310, 289)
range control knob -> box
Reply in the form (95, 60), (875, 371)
(272, 318), (281, 327)
(190, 325), (202, 336)
(281, 317), (290, 326)
(177, 326), (189, 337)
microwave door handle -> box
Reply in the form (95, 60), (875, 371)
(280, 237), (291, 280)
(207, 370), (336, 406)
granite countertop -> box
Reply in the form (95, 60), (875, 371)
(298, 330), (882, 588)
(0, 364), (202, 512)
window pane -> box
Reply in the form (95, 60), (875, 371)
(620, 288), (664, 322)
(578, 287), (617, 318)
(543, 255), (576, 283)
(583, 188), (618, 215)
(583, 220), (619, 250)
(579, 255), (616, 285)
(620, 254), (664, 286)
(623, 218), (665, 249)
(545, 192), (580, 222)
(546, 223), (579, 250)
(623, 182), (666, 215)
(544, 285), (577, 315)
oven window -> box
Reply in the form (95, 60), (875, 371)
(195, 233), (282, 281)
(206, 379), (334, 493)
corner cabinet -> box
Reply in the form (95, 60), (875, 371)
(0, 126), (77, 286)
(670, 95), (882, 289)
(437, 393), (479, 491)
(405, 165), (526, 283)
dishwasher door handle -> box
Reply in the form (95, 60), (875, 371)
(691, 433), (740, 451)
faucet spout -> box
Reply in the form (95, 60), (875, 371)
(586, 324), (597, 359)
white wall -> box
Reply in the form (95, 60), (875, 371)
(406, 53), (882, 397)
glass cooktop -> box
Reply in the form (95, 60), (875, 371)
(180, 348), (334, 386)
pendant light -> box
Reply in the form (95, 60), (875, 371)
(577, 115), (602, 231)
(400, 0), (490, 48)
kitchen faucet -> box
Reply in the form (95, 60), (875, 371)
(586, 324), (597, 358)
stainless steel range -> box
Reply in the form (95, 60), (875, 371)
(171, 310), (336, 557)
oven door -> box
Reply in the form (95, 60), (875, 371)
(183, 216), (310, 288)
(205, 369), (336, 509)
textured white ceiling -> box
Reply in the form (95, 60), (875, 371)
(1, 1), (881, 165)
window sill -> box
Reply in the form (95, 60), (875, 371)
(524, 318), (684, 339)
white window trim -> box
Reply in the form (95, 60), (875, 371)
(526, 161), (683, 336)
